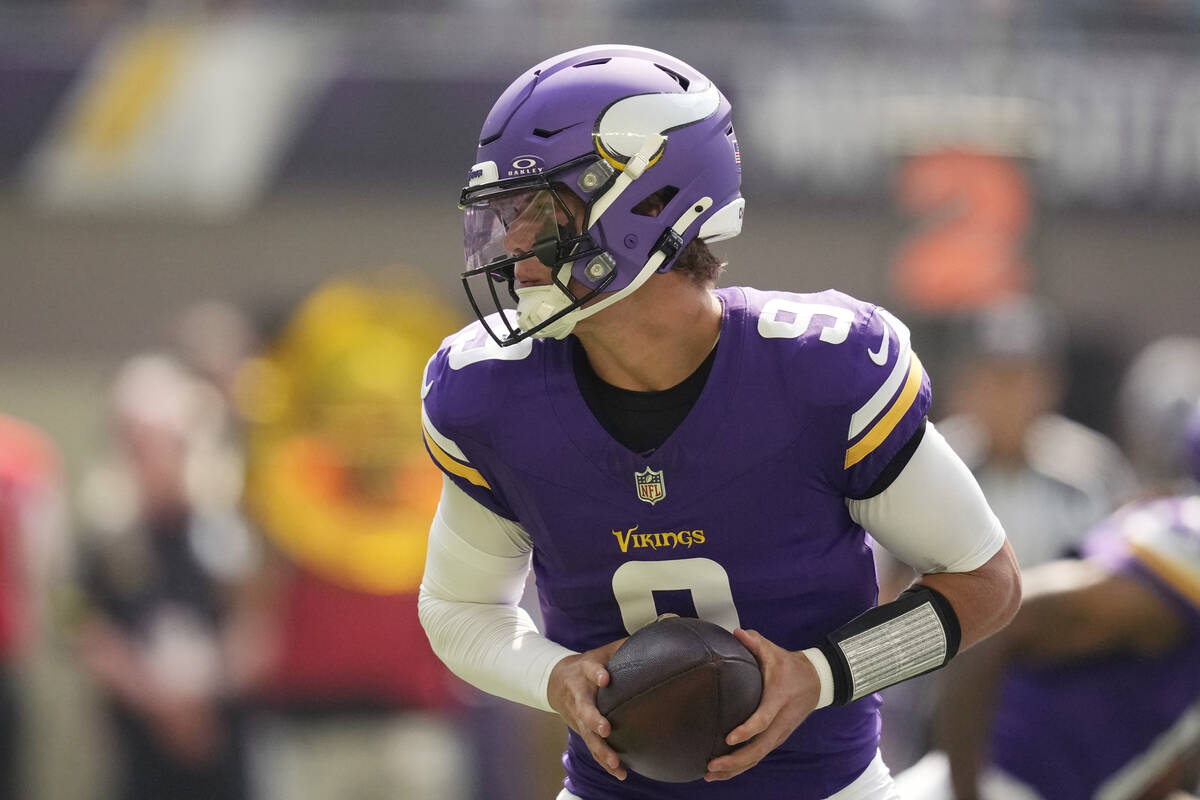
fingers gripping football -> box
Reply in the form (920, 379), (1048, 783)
(704, 629), (822, 782)
(547, 638), (628, 781)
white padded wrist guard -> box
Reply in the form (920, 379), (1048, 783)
(818, 585), (961, 705)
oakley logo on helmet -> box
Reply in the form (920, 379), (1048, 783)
(509, 155), (545, 176)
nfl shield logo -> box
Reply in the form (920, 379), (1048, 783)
(634, 467), (666, 506)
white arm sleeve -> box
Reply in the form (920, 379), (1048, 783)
(417, 476), (574, 713)
(848, 421), (1006, 574)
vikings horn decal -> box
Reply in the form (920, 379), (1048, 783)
(593, 83), (722, 168)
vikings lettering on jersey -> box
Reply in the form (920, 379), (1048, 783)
(991, 496), (1200, 800)
(420, 287), (931, 799)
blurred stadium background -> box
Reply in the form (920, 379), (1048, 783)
(1, 1), (1199, 798)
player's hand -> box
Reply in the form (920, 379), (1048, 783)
(704, 628), (821, 782)
(547, 637), (628, 781)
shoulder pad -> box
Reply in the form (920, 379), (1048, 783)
(748, 289), (929, 457)
(420, 316), (538, 518)
(742, 288), (931, 496)
(1121, 496), (1200, 610)
(422, 316), (538, 426)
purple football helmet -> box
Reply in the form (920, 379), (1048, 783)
(459, 45), (744, 345)
(1118, 336), (1200, 484)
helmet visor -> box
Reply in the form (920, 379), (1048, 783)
(463, 187), (564, 276)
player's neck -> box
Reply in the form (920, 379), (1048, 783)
(573, 275), (722, 392)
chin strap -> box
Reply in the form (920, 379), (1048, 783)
(585, 133), (665, 231)
(514, 196), (713, 341)
(569, 196), (712, 322)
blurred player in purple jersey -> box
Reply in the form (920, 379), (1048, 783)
(897, 336), (1200, 800)
(417, 45), (1021, 800)
(876, 297), (1135, 772)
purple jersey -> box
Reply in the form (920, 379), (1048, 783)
(421, 287), (931, 798)
(992, 496), (1200, 800)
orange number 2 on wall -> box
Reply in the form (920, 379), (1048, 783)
(890, 149), (1032, 311)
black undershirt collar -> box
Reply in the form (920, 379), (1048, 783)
(571, 337), (718, 457)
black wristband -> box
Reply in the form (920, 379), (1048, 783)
(819, 584), (962, 706)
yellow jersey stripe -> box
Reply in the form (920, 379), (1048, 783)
(844, 352), (924, 470)
(1129, 541), (1200, 610)
(423, 430), (491, 489)
(70, 25), (191, 159)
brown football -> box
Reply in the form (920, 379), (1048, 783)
(595, 616), (763, 783)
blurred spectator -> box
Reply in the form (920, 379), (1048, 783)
(0, 414), (67, 800)
(169, 299), (260, 415)
(1116, 336), (1200, 495)
(167, 299), (260, 536)
(895, 336), (1200, 799)
(877, 296), (1134, 770)
(936, 296), (1134, 566)
(74, 354), (256, 800)
(236, 275), (473, 800)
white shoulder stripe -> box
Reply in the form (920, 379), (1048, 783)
(848, 308), (913, 440)
(422, 402), (468, 462)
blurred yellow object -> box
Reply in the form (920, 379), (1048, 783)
(242, 275), (461, 594)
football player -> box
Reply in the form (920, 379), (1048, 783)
(875, 297), (1135, 771)
(896, 337), (1200, 800)
(418, 45), (1021, 800)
